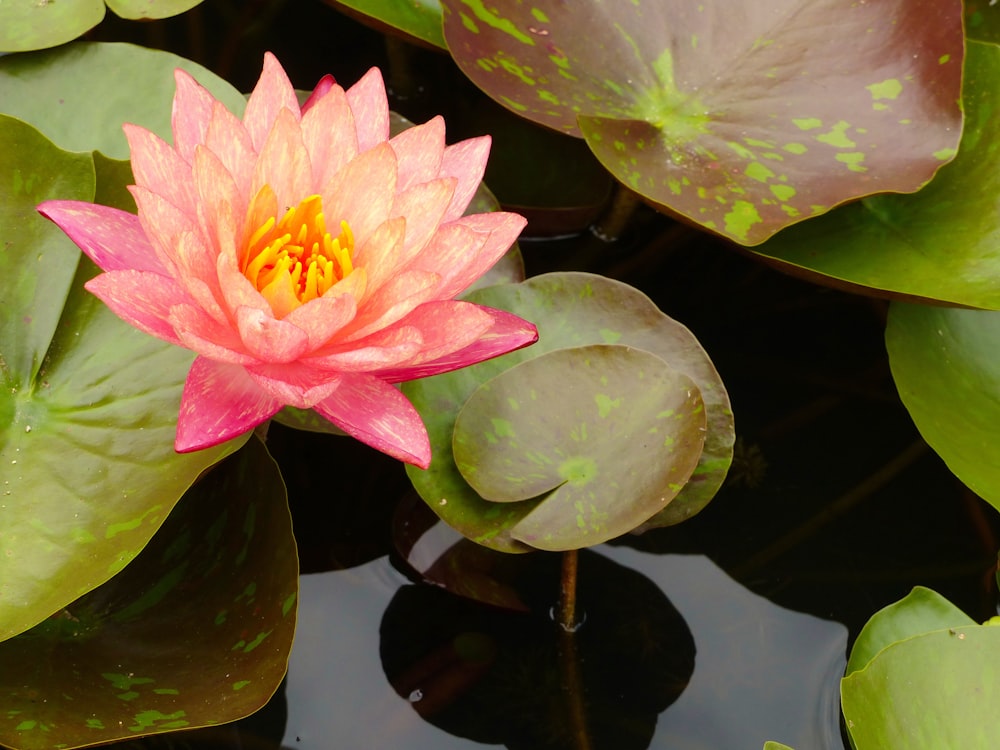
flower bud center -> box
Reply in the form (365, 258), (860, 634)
(243, 194), (354, 310)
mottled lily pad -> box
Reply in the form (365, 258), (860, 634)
(753, 41), (1000, 308)
(885, 302), (1000, 512)
(322, 0), (446, 49)
(440, 0), (963, 244)
(0, 438), (297, 750)
(453, 345), (706, 550)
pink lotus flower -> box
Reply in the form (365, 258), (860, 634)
(39, 53), (537, 468)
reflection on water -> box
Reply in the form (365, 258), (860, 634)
(280, 548), (845, 750)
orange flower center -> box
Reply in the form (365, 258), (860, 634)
(242, 194), (354, 310)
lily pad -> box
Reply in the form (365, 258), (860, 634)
(321, 0), (446, 49)
(0, 117), (243, 642)
(0, 437), (297, 750)
(0, 0), (105, 53)
(404, 272), (732, 551)
(0, 42), (246, 158)
(753, 41), (1000, 308)
(105, 0), (205, 20)
(440, 0), (963, 244)
(453, 345), (706, 550)
(885, 302), (1000, 512)
(966, 1), (1000, 43)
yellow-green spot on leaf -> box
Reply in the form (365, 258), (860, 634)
(816, 121), (856, 148)
(599, 328), (622, 344)
(744, 138), (774, 149)
(282, 592), (296, 616)
(538, 89), (559, 105)
(792, 117), (822, 130)
(460, 0), (534, 44)
(745, 161), (775, 183)
(558, 68), (579, 81)
(835, 151), (867, 172)
(770, 184), (796, 202)
(668, 179), (682, 195)
(783, 142), (807, 155)
(243, 630), (272, 652)
(723, 200), (762, 241)
(939, 54), (951, 64)
(595, 393), (621, 418)
(506, 397), (521, 411)
(231, 639), (246, 651)
(691, 34), (698, 48)
(476, 57), (496, 73)
(866, 78), (903, 100)
(15, 721), (37, 731)
(697, 186), (707, 199)
(873, 102), (889, 111)
(116, 691), (140, 702)
(103, 673), (154, 691)
(570, 422), (588, 442)
(780, 205), (801, 217)
(531, 7), (550, 22)
(233, 681), (251, 691)
(105, 504), (162, 539)
(460, 12), (478, 33)
(604, 79), (623, 96)
(499, 58), (535, 85)
(549, 53), (570, 70)
(500, 95), (528, 112)
(130, 710), (187, 732)
(761, 152), (784, 161)
(559, 456), (598, 485)
(899, 118), (912, 124)
(153, 688), (179, 695)
(491, 417), (515, 438)
(85, 719), (105, 729)
(72, 527), (97, 544)
(727, 141), (755, 160)
(934, 147), (957, 161)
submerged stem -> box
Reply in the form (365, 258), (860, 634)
(557, 549), (592, 750)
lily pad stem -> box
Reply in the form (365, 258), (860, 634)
(557, 549), (592, 750)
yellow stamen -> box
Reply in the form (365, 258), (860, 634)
(241, 192), (356, 316)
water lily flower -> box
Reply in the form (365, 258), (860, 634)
(39, 53), (537, 468)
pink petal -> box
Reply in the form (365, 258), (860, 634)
(302, 73), (336, 114)
(439, 135), (491, 222)
(124, 124), (197, 216)
(171, 68), (216, 162)
(37, 200), (166, 274)
(300, 83), (358, 189)
(313, 373), (431, 468)
(345, 67), (390, 153)
(192, 145), (243, 259)
(204, 99), (256, 192)
(419, 212), (527, 299)
(349, 216), (406, 296)
(84, 270), (185, 346)
(172, 230), (229, 324)
(378, 306), (538, 382)
(236, 306), (310, 362)
(305, 325), (422, 370)
(388, 177), (456, 270)
(338, 269), (440, 342)
(389, 116), (445, 192)
(283, 287), (360, 350)
(322, 142), (397, 246)
(250, 107), (313, 212)
(243, 52), (301, 151)
(373, 299), (494, 363)
(130, 185), (199, 273)
(245, 361), (342, 408)
(175, 357), (283, 452)
(170, 303), (255, 365)
(216, 249), (271, 317)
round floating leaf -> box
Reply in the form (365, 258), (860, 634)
(846, 586), (975, 677)
(453, 345), (706, 550)
(764, 744), (796, 750)
(0, 437), (297, 750)
(966, 2), (1000, 43)
(441, 0), (963, 244)
(0, 119), (244, 642)
(885, 302), (1000, 512)
(106, 0), (205, 20)
(322, 0), (446, 48)
(0, 42), (246, 158)
(841, 624), (1000, 749)
(0, 0), (105, 53)
(754, 41), (1000, 308)
(405, 272), (731, 551)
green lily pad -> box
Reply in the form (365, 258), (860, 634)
(754, 41), (1000, 308)
(966, 1), (1000, 43)
(0, 42), (246, 158)
(0, 117), (243, 642)
(440, 0), (963, 245)
(764, 743), (796, 750)
(404, 272), (732, 551)
(105, 0), (205, 20)
(0, 437), (297, 750)
(885, 302), (1000, 511)
(453, 345), (706, 550)
(841, 617), (1000, 748)
(322, 0), (446, 48)
(845, 586), (975, 677)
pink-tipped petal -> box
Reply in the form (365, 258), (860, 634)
(250, 107), (313, 212)
(216, 249), (271, 317)
(204, 100), (256, 192)
(301, 83), (358, 189)
(389, 177), (456, 267)
(85, 270), (185, 346)
(124, 124), (197, 215)
(243, 52), (301, 151)
(236, 306), (310, 362)
(389, 116), (445, 192)
(337, 269), (440, 342)
(422, 212), (527, 299)
(170, 303), (255, 364)
(313, 373), (431, 468)
(171, 68), (215, 162)
(322, 142), (397, 246)
(439, 135), (491, 222)
(175, 357), (283, 452)
(379, 306), (538, 382)
(283, 287), (359, 350)
(130, 186), (198, 273)
(345, 68), (390, 152)
(305, 325), (423, 370)
(37, 200), (166, 274)
(192, 146), (243, 259)
(245, 361), (342, 407)
(302, 73), (336, 113)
